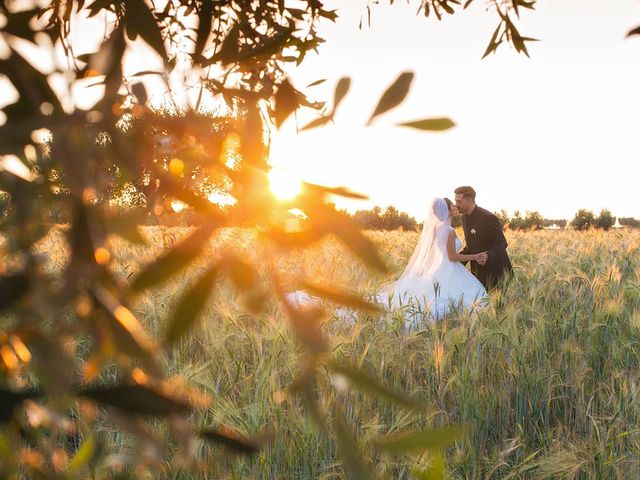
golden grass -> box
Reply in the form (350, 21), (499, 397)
(35, 227), (640, 478)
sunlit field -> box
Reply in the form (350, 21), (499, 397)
(36, 227), (640, 478)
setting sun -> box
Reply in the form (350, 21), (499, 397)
(268, 169), (303, 200)
(171, 199), (187, 212)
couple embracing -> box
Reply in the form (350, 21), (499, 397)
(289, 186), (512, 324)
(377, 186), (513, 322)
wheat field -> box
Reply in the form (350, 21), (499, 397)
(36, 227), (640, 478)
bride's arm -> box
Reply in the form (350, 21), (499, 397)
(447, 231), (480, 263)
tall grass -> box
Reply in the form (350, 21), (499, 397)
(36, 227), (640, 478)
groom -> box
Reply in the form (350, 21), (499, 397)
(454, 186), (513, 290)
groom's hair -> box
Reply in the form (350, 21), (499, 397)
(454, 186), (476, 200)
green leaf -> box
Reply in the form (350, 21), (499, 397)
(367, 72), (414, 125)
(265, 226), (326, 248)
(302, 282), (381, 313)
(68, 202), (96, 266)
(131, 70), (164, 77)
(334, 222), (387, 271)
(131, 224), (215, 292)
(79, 383), (192, 416)
(215, 26), (293, 65)
(311, 205), (386, 272)
(376, 425), (469, 454)
(66, 436), (96, 473)
(105, 211), (147, 245)
(410, 451), (445, 480)
(627, 26), (640, 37)
(281, 299), (329, 353)
(300, 115), (332, 131)
(306, 78), (327, 87)
(125, 0), (167, 61)
(482, 23), (502, 59)
(194, 0), (213, 62)
(93, 285), (159, 374)
(165, 266), (217, 345)
(397, 118), (456, 132)
(292, 307), (329, 352)
(220, 255), (256, 290)
(292, 375), (330, 435)
(199, 427), (269, 455)
(328, 362), (420, 410)
(274, 78), (300, 128)
(319, 8), (339, 21)
(90, 26), (126, 107)
(303, 183), (369, 200)
(333, 411), (376, 480)
(332, 77), (351, 114)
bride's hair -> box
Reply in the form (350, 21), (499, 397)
(431, 198), (450, 222)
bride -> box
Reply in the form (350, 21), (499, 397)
(287, 197), (488, 326)
(375, 197), (487, 325)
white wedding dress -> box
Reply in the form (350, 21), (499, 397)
(287, 198), (488, 328)
(374, 197), (487, 327)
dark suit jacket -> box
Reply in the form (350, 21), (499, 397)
(460, 206), (513, 289)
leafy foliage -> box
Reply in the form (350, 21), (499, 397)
(507, 210), (544, 231)
(368, 0), (538, 58)
(570, 209), (597, 231)
(0, 0), (468, 477)
(619, 217), (640, 228)
(353, 205), (420, 231)
(595, 208), (616, 231)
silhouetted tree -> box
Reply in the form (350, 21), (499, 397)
(595, 209), (616, 231)
(495, 209), (510, 229)
(523, 211), (544, 230)
(352, 205), (418, 231)
(619, 217), (640, 228)
(571, 209), (596, 230)
(509, 210), (524, 230)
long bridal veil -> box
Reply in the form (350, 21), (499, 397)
(383, 197), (452, 289)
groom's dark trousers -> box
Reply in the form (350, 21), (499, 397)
(460, 206), (513, 290)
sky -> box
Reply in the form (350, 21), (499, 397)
(267, 0), (640, 220)
(2, 0), (639, 221)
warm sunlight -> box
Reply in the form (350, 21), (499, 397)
(268, 169), (303, 201)
(171, 199), (187, 212)
(207, 190), (237, 206)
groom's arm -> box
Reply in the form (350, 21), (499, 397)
(486, 214), (508, 264)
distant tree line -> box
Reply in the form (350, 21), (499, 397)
(495, 208), (629, 231)
(351, 206), (420, 231)
(348, 207), (637, 233)
(24, 200), (640, 232)
(620, 217), (640, 228)
(569, 209), (617, 231)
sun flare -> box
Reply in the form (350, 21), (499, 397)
(170, 199), (187, 212)
(268, 169), (302, 200)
